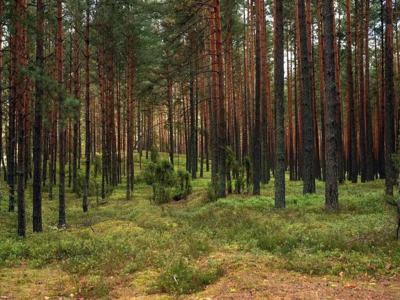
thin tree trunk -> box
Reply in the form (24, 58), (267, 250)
(83, 2), (90, 212)
(215, 0), (226, 197)
(8, 24), (16, 212)
(253, 0), (262, 195)
(364, 0), (374, 181)
(167, 76), (174, 165)
(287, 31), (295, 181)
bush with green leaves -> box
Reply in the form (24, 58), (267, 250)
(153, 259), (223, 295)
(143, 160), (176, 186)
(244, 155), (252, 191)
(75, 170), (100, 198)
(93, 154), (102, 178)
(150, 146), (160, 163)
(152, 184), (173, 204)
(74, 170), (114, 200)
(206, 180), (219, 202)
(173, 170), (192, 201)
(234, 166), (245, 194)
(143, 160), (191, 204)
(226, 146), (246, 194)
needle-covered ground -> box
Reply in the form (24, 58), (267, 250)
(1, 155), (400, 299)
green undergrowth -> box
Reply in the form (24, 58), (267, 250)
(1, 154), (399, 297)
(151, 258), (224, 295)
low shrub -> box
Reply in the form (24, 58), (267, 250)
(150, 146), (160, 163)
(206, 181), (219, 202)
(152, 184), (173, 204)
(154, 259), (223, 295)
(75, 170), (99, 198)
(143, 160), (176, 187)
(173, 170), (192, 201)
(143, 160), (191, 204)
(93, 154), (102, 178)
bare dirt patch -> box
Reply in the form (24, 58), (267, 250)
(2, 260), (399, 299)
(192, 266), (400, 300)
(0, 265), (76, 299)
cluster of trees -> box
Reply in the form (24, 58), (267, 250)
(2, 0), (399, 237)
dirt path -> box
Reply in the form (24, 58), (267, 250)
(191, 267), (400, 300)
(0, 265), (76, 299)
(113, 253), (400, 300)
(2, 263), (399, 299)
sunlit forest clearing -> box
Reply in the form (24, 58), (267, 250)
(2, 0), (400, 298)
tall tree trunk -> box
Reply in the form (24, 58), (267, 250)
(379, 0), (385, 179)
(333, 4), (344, 184)
(33, 0), (44, 232)
(317, 0), (326, 181)
(242, 7), (249, 163)
(167, 76), (174, 165)
(209, 1), (226, 197)
(287, 32), (295, 181)
(8, 22), (16, 212)
(189, 72), (197, 178)
(215, 0), (226, 197)
(0, 0), (3, 206)
(345, 0), (357, 183)
(13, 0), (28, 237)
(260, 0), (271, 184)
(357, 0), (367, 182)
(126, 39), (135, 200)
(364, 0), (374, 181)
(323, 0), (339, 211)
(72, 29), (80, 193)
(83, 2), (90, 212)
(274, 0), (285, 208)
(252, 0), (262, 195)
(57, 0), (66, 227)
(385, 0), (396, 195)
(298, 0), (316, 194)
(306, 0), (320, 180)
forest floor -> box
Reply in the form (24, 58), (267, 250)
(1, 155), (400, 299)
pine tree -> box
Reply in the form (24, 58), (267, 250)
(384, 0), (396, 196)
(274, 0), (285, 208)
(298, 0), (316, 194)
(33, 0), (44, 232)
(57, 0), (66, 228)
(323, 0), (339, 211)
